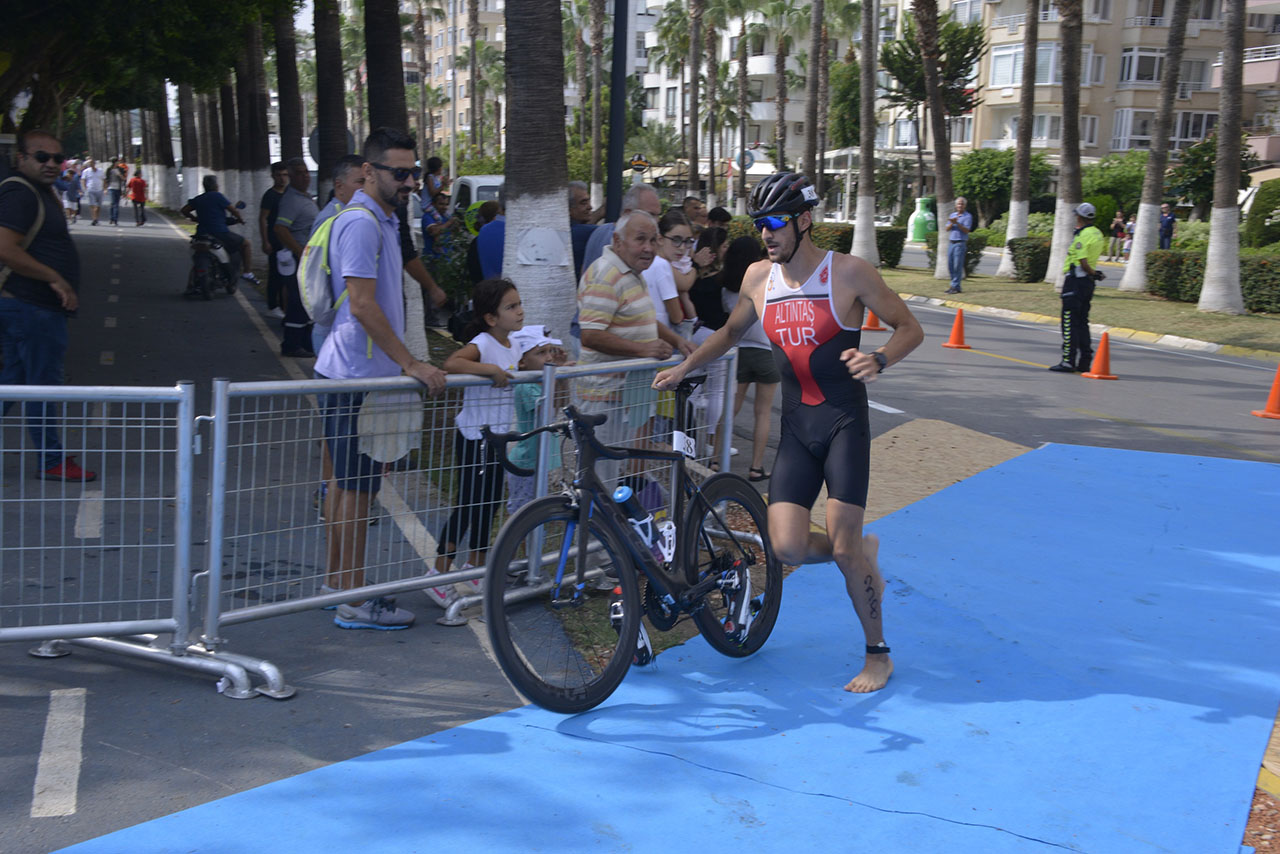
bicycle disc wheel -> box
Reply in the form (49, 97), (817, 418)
(484, 495), (640, 713)
(683, 473), (782, 658)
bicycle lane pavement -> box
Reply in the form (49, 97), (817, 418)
(0, 213), (521, 854)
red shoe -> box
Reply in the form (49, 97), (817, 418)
(40, 457), (97, 482)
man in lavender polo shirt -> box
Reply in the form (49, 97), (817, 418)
(315, 127), (447, 631)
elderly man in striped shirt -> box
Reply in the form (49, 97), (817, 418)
(575, 210), (692, 488)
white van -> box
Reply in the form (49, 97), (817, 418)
(447, 175), (504, 218)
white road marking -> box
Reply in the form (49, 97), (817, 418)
(74, 490), (104, 539)
(107, 294), (118, 303)
(103, 317), (116, 328)
(868, 400), (904, 415)
(31, 688), (87, 817)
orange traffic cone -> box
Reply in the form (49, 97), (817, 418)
(941, 309), (971, 349)
(862, 310), (886, 331)
(1252, 364), (1280, 419)
(1082, 332), (1118, 380)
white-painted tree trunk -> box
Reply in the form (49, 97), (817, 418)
(850, 194), (879, 264)
(163, 167), (181, 211)
(1119, 201), (1160, 292)
(402, 270), (429, 361)
(1198, 206), (1245, 313)
(590, 182), (604, 211)
(995, 198), (1029, 278)
(1045, 197), (1076, 293)
(182, 166), (200, 205)
(503, 191), (579, 349)
(933, 228), (949, 279)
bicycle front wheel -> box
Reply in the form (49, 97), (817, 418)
(683, 473), (782, 658)
(484, 495), (640, 714)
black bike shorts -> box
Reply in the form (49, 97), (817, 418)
(769, 400), (870, 509)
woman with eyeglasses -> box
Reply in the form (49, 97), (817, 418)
(641, 209), (695, 335)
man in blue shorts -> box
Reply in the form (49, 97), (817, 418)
(315, 127), (447, 630)
(655, 172), (923, 692)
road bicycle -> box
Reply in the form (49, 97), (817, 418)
(481, 377), (781, 714)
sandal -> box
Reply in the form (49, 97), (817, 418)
(748, 466), (769, 482)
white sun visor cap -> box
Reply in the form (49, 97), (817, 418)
(1075, 202), (1096, 219)
(510, 324), (563, 357)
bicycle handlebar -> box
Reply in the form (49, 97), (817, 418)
(481, 376), (707, 478)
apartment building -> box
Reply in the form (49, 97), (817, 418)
(634, 0), (1280, 199)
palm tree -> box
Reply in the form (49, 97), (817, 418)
(1199, 0), (1246, 314)
(801, 0), (823, 182)
(315, 0), (349, 199)
(505, 0), (577, 346)
(424, 84), (449, 156)
(177, 83), (199, 194)
(468, 0), (480, 150)
(341, 9), (368, 143)
(721, 0), (761, 213)
(463, 41), (504, 156)
(273, 3), (304, 161)
(562, 0), (591, 148)
(365, 0), (409, 130)
(479, 46), (506, 155)
(763, 0), (802, 170)
(851, 0), (877, 262)
(1045, 0), (1084, 288)
(689, 0), (705, 197)
(703, 0), (735, 204)
(589, 0), (606, 203)
(914, 0), (954, 280)
(996, 0), (1039, 278)
(412, 1), (446, 154)
(652, 1), (692, 156)
(1119, 0), (1193, 292)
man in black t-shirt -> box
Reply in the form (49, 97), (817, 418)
(260, 161), (288, 316)
(0, 129), (95, 481)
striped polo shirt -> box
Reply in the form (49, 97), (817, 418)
(576, 246), (658, 400)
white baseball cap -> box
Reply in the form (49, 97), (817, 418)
(511, 324), (563, 357)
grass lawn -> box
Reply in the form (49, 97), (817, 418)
(881, 264), (1280, 356)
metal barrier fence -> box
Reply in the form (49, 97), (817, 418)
(2, 353), (737, 698)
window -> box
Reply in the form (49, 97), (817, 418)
(496, 25), (504, 41)
(1189, 0), (1218, 20)
(1111, 109), (1157, 150)
(1089, 0), (1112, 19)
(730, 36), (739, 57)
(750, 124), (763, 143)
(1119, 47), (1164, 85)
(951, 0), (981, 23)
(636, 32), (647, 59)
(749, 33), (766, 56)
(1247, 13), (1269, 28)
(405, 71), (421, 85)
(876, 123), (890, 148)
(665, 87), (677, 118)
(894, 119), (918, 148)
(948, 115), (973, 144)
(990, 45), (1021, 87)
(1032, 114), (1062, 141)
(748, 79), (765, 101)
(880, 5), (898, 41)
(645, 87), (658, 110)
(1091, 54), (1106, 87)
(1081, 115), (1098, 146)
(1173, 111), (1218, 147)
(1180, 59), (1207, 86)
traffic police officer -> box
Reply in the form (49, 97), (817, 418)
(1050, 202), (1105, 373)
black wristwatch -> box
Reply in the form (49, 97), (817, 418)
(872, 352), (887, 373)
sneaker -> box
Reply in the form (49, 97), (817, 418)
(334, 596), (415, 630)
(318, 583), (343, 610)
(1048, 362), (1077, 373)
(242, 272), (261, 284)
(40, 457), (97, 482)
(458, 563), (483, 595)
(424, 568), (460, 610)
(269, 307), (285, 319)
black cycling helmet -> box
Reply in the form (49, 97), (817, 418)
(748, 171), (819, 218)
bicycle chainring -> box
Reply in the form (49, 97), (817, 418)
(643, 580), (679, 631)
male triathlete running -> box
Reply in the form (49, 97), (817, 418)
(655, 172), (923, 692)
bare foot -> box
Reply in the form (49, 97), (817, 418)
(844, 654), (894, 693)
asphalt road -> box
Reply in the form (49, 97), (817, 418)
(2, 213), (1276, 853)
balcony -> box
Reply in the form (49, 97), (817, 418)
(748, 100), (807, 123)
(1125, 16), (1167, 25)
(980, 139), (1051, 150)
(1212, 43), (1280, 88)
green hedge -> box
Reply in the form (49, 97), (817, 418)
(1244, 178), (1280, 248)
(1145, 250), (1280, 313)
(723, 220), (907, 268)
(925, 234), (990, 277)
(1008, 237), (1052, 283)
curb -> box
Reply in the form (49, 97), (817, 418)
(897, 293), (1280, 364)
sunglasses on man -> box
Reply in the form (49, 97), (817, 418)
(753, 212), (799, 232)
(370, 162), (422, 182)
(26, 150), (67, 165)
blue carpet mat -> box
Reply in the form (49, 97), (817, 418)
(62, 444), (1280, 853)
